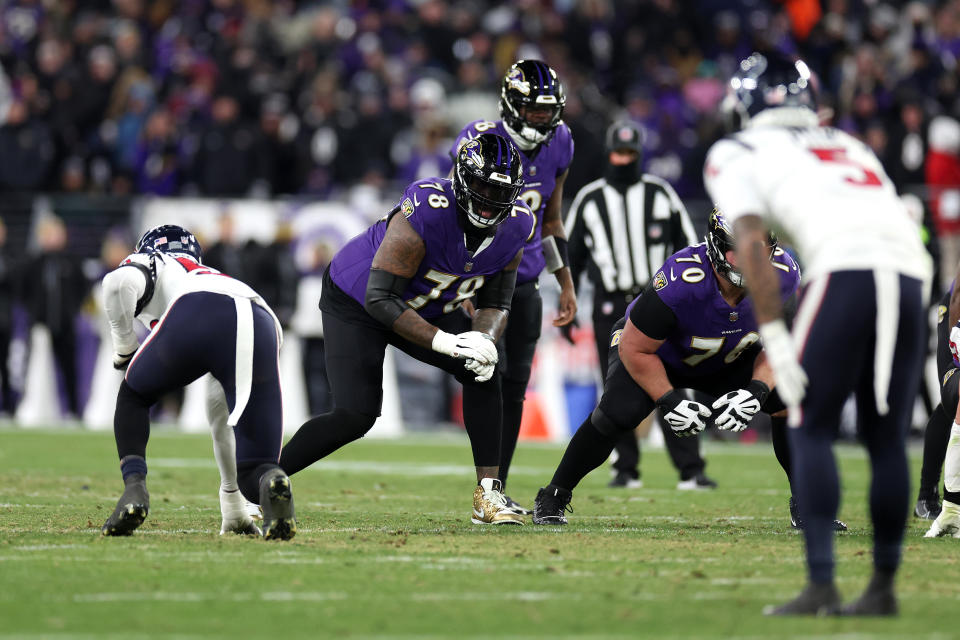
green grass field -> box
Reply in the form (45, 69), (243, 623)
(0, 426), (956, 639)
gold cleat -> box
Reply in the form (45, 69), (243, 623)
(471, 478), (523, 525)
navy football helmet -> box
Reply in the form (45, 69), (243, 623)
(722, 52), (817, 131)
(499, 59), (566, 146)
(705, 209), (778, 288)
(136, 224), (203, 262)
(453, 133), (524, 230)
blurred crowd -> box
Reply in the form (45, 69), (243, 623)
(0, 0), (957, 206)
(3, 0), (960, 424)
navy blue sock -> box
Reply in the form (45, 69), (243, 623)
(788, 427), (839, 584)
(867, 438), (910, 574)
(120, 455), (147, 482)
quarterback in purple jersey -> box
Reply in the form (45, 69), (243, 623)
(533, 211), (836, 530)
(450, 60), (577, 513)
(280, 133), (535, 525)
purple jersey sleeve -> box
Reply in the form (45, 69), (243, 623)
(329, 177), (532, 320)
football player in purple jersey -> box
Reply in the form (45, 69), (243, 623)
(532, 211), (838, 531)
(279, 133), (535, 525)
(450, 60), (577, 514)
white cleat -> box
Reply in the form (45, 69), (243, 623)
(220, 487), (262, 536)
(925, 500), (960, 538)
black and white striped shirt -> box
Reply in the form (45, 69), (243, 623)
(565, 174), (697, 295)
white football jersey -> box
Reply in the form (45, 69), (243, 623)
(704, 124), (932, 284)
(102, 252), (282, 356)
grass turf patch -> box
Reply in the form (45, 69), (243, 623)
(0, 427), (954, 639)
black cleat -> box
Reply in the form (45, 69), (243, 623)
(532, 485), (573, 525)
(841, 576), (898, 616)
(914, 494), (942, 520)
(608, 470), (643, 489)
(503, 495), (532, 516)
(260, 469), (296, 541)
(763, 582), (841, 616)
(676, 473), (717, 490)
(102, 475), (149, 537)
(789, 496), (847, 532)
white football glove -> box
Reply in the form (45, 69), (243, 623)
(112, 349), (138, 370)
(950, 325), (960, 367)
(711, 381), (769, 432)
(656, 389), (711, 437)
(759, 320), (807, 412)
(432, 330), (498, 364)
(465, 358), (496, 383)
(219, 487), (262, 536)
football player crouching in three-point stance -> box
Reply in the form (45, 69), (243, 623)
(278, 132), (534, 525)
(533, 210), (844, 531)
(101, 225), (296, 540)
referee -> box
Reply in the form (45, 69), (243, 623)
(565, 120), (712, 489)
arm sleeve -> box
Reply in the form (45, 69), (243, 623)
(628, 283), (678, 340)
(475, 267), (517, 311)
(102, 266), (148, 355)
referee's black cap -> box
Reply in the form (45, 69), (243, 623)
(605, 120), (643, 154)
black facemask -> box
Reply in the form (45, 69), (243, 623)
(605, 161), (640, 187)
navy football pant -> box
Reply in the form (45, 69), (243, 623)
(790, 271), (924, 584)
(119, 292), (283, 500)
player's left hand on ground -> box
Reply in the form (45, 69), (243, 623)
(925, 500), (960, 538)
(112, 349), (138, 370)
(711, 381), (768, 432)
(553, 287), (577, 327)
(220, 515), (263, 536)
(656, 389), (711, 436)
(465, 357), (495, 383)
(219, 488), (263, 536)
(759, 320), (807, 409)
